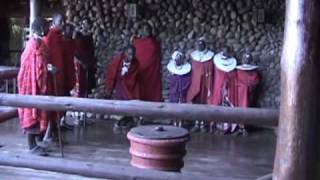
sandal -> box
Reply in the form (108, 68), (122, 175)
(29, 146), (49, 156)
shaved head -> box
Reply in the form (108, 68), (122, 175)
(52, 13), (65, 30)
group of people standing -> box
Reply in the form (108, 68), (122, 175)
(17, 14), (260, 154)
(18, 14), (96, 154)
(106, 25), (260, 136)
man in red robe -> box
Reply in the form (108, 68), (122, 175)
(42, 13), (68, 144)
(235, 53), (260, 136)
(72, 19), (96, 98)
(62, 23), (76, 95)
(186, 38), (215, 132)
(133, 23), (162, 102)
(43, 13), (65, 96)
(18, 18), (49, 155)
(211, 47), (238, 134)
(105, 45), (139, 130)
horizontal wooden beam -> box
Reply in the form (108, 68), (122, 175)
(0, 66), (19, 79)
(0, 106), (17, 123)
(0, 93), (279, 127)
(0, 154), (211, 180)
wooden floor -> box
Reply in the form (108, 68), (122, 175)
(0, 118), (276, 180)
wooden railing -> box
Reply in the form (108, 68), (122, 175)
(0, 93), (279, 127)
(0, 66), (19, 122)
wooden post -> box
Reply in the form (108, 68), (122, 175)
(273, 0), (320, 179)
(0, 93), (279, 127)
(29, 0), (40, 34)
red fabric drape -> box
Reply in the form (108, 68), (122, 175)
(187, 60), (214, 104)
(17, 38), (49, 132)
(105, 53), (140, 99)
(211, 67), (237, 105)
(73, 60), (87, 97)
(62, 38), (76, 93)
(43, 28), (65, 96)
(133, 37), (162, 101)
(74, 34), (96, 92)
(235, 70), (260, 107)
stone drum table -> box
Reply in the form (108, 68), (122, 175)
(127, 125), (190, 171)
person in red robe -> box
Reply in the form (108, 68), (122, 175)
(167, 51), (191, 127)
(235, 53), (260, 136)
(18, 18), (49, 155)
(105, 45), (139, 100)
(133, 23), (162, 102)
(186, 37), (215, 132)
(43, 13), (65, 96)
(211, 47), (238, 134)
(72, 19), (96, 98)
(105, 45), (139, 130)
(42, 13), (67, 144)
(62, 23), (76, 95)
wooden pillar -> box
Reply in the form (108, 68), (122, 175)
(29, 0), (40, 34)
(273, 0), (320, 180)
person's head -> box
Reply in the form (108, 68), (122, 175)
(138, 23), (152, 37)
(31, 17), (47, 39)
(63, 23), (75, 39)
(195, 37), (206, 51)
(52, 13), (65, 30)
(242, 53), (253, 64)
(124, 45), (135, 63)
(80, 18), (91, 34)
(221, 46), (233, 58)
(172, 51), (184, 66)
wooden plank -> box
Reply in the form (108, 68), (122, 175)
(0, 93), (279, 127)
(0, 66), (19, 79)
(0, 154), (212, 180)
(273, 0), (320, 179)
(0, 166), (105, 180)
(0, 106), (17, 123)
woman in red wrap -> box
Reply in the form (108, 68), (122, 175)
(133, 23), (162, 102)
(235, 53), (260, 136)
(211, 47), (238, 135)
(186, 37), (215, 132)
(18, 18), (49, 155)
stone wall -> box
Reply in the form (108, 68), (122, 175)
(63, 0), (285, 108)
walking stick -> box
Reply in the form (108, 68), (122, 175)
(83, 68), (89, 128)
(52, 70), (64, 158)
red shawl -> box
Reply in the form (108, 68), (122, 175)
(74, 34), (95, 67)
(17, 38), (48, 132)
(106, 53), (140, 100)
(43, 28), (65, 95)
(133, 37), (162, 101)
(186, 60), (214, 104)
(62, 38), (76, 93)
(235, 70), (259, 107)
(211, 67), (237, 105)
(72, 60), (88, 97)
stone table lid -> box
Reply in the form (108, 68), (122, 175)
(129, 125), (189, 140)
